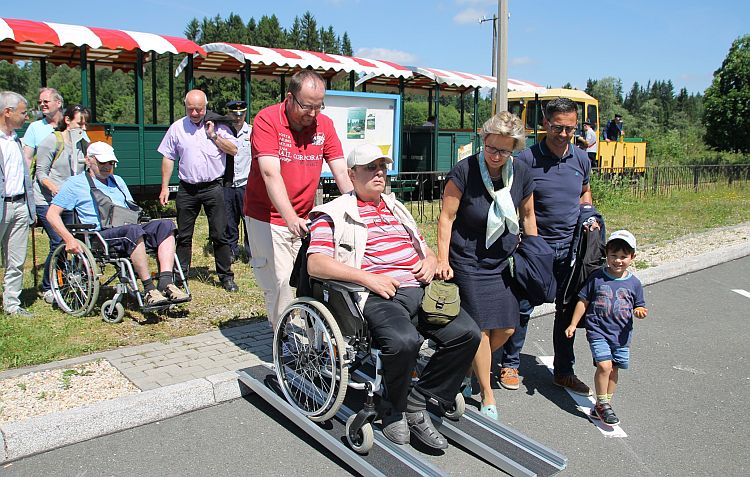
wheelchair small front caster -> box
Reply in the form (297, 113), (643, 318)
(443, 393), (466, 421)
(346, 413), (374, 454)
(101, 300), (124, 324)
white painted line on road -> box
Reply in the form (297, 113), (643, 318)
(538, 356), (628, 438)
(731, 289), (750, 299)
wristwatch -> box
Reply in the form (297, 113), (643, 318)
(210, 132), (218, 141)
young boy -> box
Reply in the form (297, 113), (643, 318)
(565, 230), (648, 425)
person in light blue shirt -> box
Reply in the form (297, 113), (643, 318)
(22, 87), (63, 168)
(47, 142), (189, 306)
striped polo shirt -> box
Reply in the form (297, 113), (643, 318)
(308, 198), (423, 288)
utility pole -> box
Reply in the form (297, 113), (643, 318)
(496, 0), (509, 112)
(479, 14), (498, 111)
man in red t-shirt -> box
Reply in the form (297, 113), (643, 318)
(243, 70), (352, 328)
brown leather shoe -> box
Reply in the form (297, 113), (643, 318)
(499, 367), (520, 390)
(553, 374), (592, 396)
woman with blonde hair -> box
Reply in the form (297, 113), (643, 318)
(436, 111), (538, 420)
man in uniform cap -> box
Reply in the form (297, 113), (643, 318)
(223, 100), (252, 262)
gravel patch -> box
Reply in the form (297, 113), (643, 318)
(0, 360), (139, 425)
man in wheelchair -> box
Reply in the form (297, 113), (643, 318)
(307, 144), (481, 449)
(46, 142), (190, 307)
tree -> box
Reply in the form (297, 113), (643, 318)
(0, 61), (31, 96)
(703, 35), (750, 152)
(255, 15), (286, 48)
(586, 76), (623, 122)
(300, 11), (320, 51)
(341, 33), (353, 57)
(184, 19), (200, 42)
(287, 17), (303, 49)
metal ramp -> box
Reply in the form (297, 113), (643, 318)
(237, 364), (566, 476)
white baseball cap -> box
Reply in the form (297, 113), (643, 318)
(347, 143), (393, 168)
(87, 142), (118, 163)
(607, 229), (637, 250)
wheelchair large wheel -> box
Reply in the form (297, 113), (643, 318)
(49, 240), (100, 317)
(273, 297), (348, 422)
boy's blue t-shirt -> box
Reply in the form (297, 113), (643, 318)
(578, 267), (646, 346)
(516, 140), (590, 243)
(51, 173), (133, 230)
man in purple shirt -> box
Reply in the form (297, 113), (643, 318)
(158, 90), (239, 292)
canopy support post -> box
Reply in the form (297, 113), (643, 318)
(184, 55), (194, 94)
(136, 50), (146, 185)
(279, 74), (286, 101)
(349, 71), (355, 91)
(80, 47), (89, 107)
(151, 52), (158, 124)
(169, 54), (175, 124)
(460, 91), (465, 129)
(244, 62), (252, 120)
(89, 61), (97, 122)
(433, 85), (440, 169)
(40, 58), (47, 87)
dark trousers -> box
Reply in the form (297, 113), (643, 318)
(499, 240), (576, 377)
(36, 204), (73, 292)
(588, 152), (598, 169)
(176, 180), (233, 281)
(363, 286), (481, 411)
(223, 185), (249, 257)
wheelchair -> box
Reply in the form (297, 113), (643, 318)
(272, 277), (466, 454)
(48, 221), (191, 324)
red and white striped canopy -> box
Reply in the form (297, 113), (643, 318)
(175, 42), (413, 80)
(357, 66), (546, 94)
(0, 17), (205, 68)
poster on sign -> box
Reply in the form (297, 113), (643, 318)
(321, 90), (402, 176)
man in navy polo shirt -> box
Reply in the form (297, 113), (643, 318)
(498, 98), (596, 396)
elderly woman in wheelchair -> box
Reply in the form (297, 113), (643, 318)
(45, 142), (190, 322)
(273, 144), (480, 452)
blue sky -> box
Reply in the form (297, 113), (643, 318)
(4, 1), (749, 94)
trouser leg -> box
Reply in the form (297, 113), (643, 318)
(418, 307), (481, 406)
(175, 185), (202, 274)
(1, 202), (30, 311)
(201, 183), (233, 281)
(246, 217), (299, 328)
(223, 186), (240, 258)
(499, 299), (532, 369)
(550, 241), (575, 377)
(362, 287), (424, 412)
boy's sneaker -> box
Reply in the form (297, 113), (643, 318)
(499, 367), (520, 390)
(591, 402), (620, 425)
(42, 289), (55, 304)
(553, 374), (592, 396)
(144, 289), (169, 307)
(163, 284), (190, 303)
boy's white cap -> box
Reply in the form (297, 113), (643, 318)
(607, 229), (637, 250)
(347, 143), (393, 168)
(87, 142), (118, 163)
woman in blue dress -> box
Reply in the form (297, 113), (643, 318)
(436, 111), (537, 420)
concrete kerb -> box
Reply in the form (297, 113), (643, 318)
(2, 241), (749, 464)
(1, 370), (254, 463)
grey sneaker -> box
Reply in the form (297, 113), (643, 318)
(406, 410), (448, 450)
(144, 289), (169, 307)
(42, 289), (55, 305)
(163, 283), (190, 303)
(7, 307), (33, 317)
(381, 407), (409, 445)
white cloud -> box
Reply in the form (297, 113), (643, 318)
(356, 47), (417, 65)
(454, 8), (487, 25)
(511, 57), (533, 66)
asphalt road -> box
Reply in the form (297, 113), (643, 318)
(3, 256), (749, 476)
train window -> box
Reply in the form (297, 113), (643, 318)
(587, 104), (598, 129)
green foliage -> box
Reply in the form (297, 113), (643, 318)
(0, 61), (31, 96)
(703, 35), (750, 153)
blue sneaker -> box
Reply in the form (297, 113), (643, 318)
(480, 404), (498, 420)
